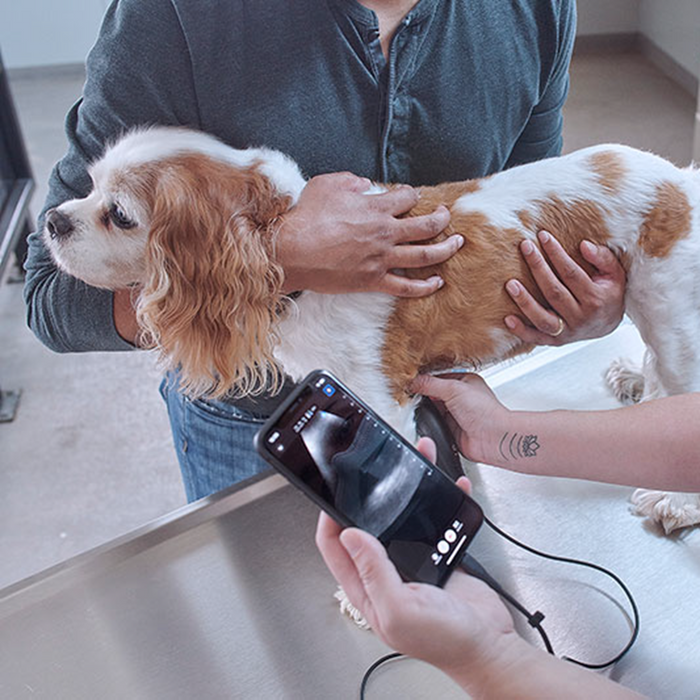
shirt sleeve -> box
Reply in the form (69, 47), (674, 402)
(504, 0), (577, 168)
(23, 0), (200, 353)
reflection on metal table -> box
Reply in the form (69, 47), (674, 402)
(1, 321), (699, 699)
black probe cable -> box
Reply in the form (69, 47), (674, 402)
(478, 513), (640, 669)
(359, 515), (640, 698)
(460, 551), (554, 653)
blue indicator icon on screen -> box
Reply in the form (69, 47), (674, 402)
(323, 384), (336, 397)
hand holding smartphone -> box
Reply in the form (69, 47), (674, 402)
(255, 370), (483, 586)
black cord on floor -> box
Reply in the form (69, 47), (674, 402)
(480, 513), (640, 669)
(359, 652), (403, 698)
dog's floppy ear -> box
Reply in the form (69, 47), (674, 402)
(136, 155), (290, 399)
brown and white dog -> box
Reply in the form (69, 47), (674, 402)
(44, 127), (700, 532)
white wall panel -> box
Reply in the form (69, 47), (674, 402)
(639, 0), (700, 79)
(0, 0), (108, 69)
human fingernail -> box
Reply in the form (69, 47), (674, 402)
(409, 376), (425, 394)
(581, 240), (596, 255)
(521, 240), (535, 255)
(505, 316), (517, 329)
(432, 276), (445, 288)
(506, 280), (520, 296)
(436, 205), (450, 221)
(340, 531), (361, 557)
(538, 230), (550, 244)
(453, 234), (464, 248)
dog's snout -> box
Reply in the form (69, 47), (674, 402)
(46, 209), (74, 240)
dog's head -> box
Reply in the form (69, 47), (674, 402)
(44, 127), (301, 398)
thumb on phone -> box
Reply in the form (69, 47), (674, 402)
(340, 528), (405, 616)
(416, 437), (473, 496)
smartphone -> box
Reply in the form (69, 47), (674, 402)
(255, 370), (483, 586)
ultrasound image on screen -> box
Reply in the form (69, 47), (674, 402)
(264, 377), (478, 585)
(300, 409), (424, 536)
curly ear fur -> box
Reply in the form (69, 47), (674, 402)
(136, 155), (291, 399)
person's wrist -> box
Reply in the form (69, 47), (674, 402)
(273, 212), (304, 293)
(476, 406), (513, 466)
(446, 633), (541, 699)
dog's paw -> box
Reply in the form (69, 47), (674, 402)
(334, 586), (371, 629)
(630, 489), (700, 533)
(605, 358), (645, 404)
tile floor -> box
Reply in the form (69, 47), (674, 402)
(0, 49), (696, 589)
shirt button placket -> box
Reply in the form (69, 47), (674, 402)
(385, 18), (416, 182)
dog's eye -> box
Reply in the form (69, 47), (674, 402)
(109, 203), (136, 230)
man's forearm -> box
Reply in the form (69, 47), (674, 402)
(483, 394), (700, 491)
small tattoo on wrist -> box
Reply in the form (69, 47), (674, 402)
(498, 432), (540, 460)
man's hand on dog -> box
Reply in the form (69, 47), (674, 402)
(504, 230), (626, 345)
(276, 172), (463, 297)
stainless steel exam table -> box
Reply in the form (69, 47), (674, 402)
(1, 322), (699, 699)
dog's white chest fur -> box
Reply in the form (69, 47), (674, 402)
(275, 292), (419, 438)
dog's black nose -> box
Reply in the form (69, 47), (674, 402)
(46, 209), (74, 239)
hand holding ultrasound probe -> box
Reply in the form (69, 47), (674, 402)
(411, 372), (700, 502)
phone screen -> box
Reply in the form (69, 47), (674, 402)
(256, 371), (483, 586)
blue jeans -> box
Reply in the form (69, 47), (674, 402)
(159, 375), (272, 502)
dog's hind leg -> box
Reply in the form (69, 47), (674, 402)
(623, 318), (700, 532)
(605, 357), (645, 404)
(605, 344), (673, 404)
